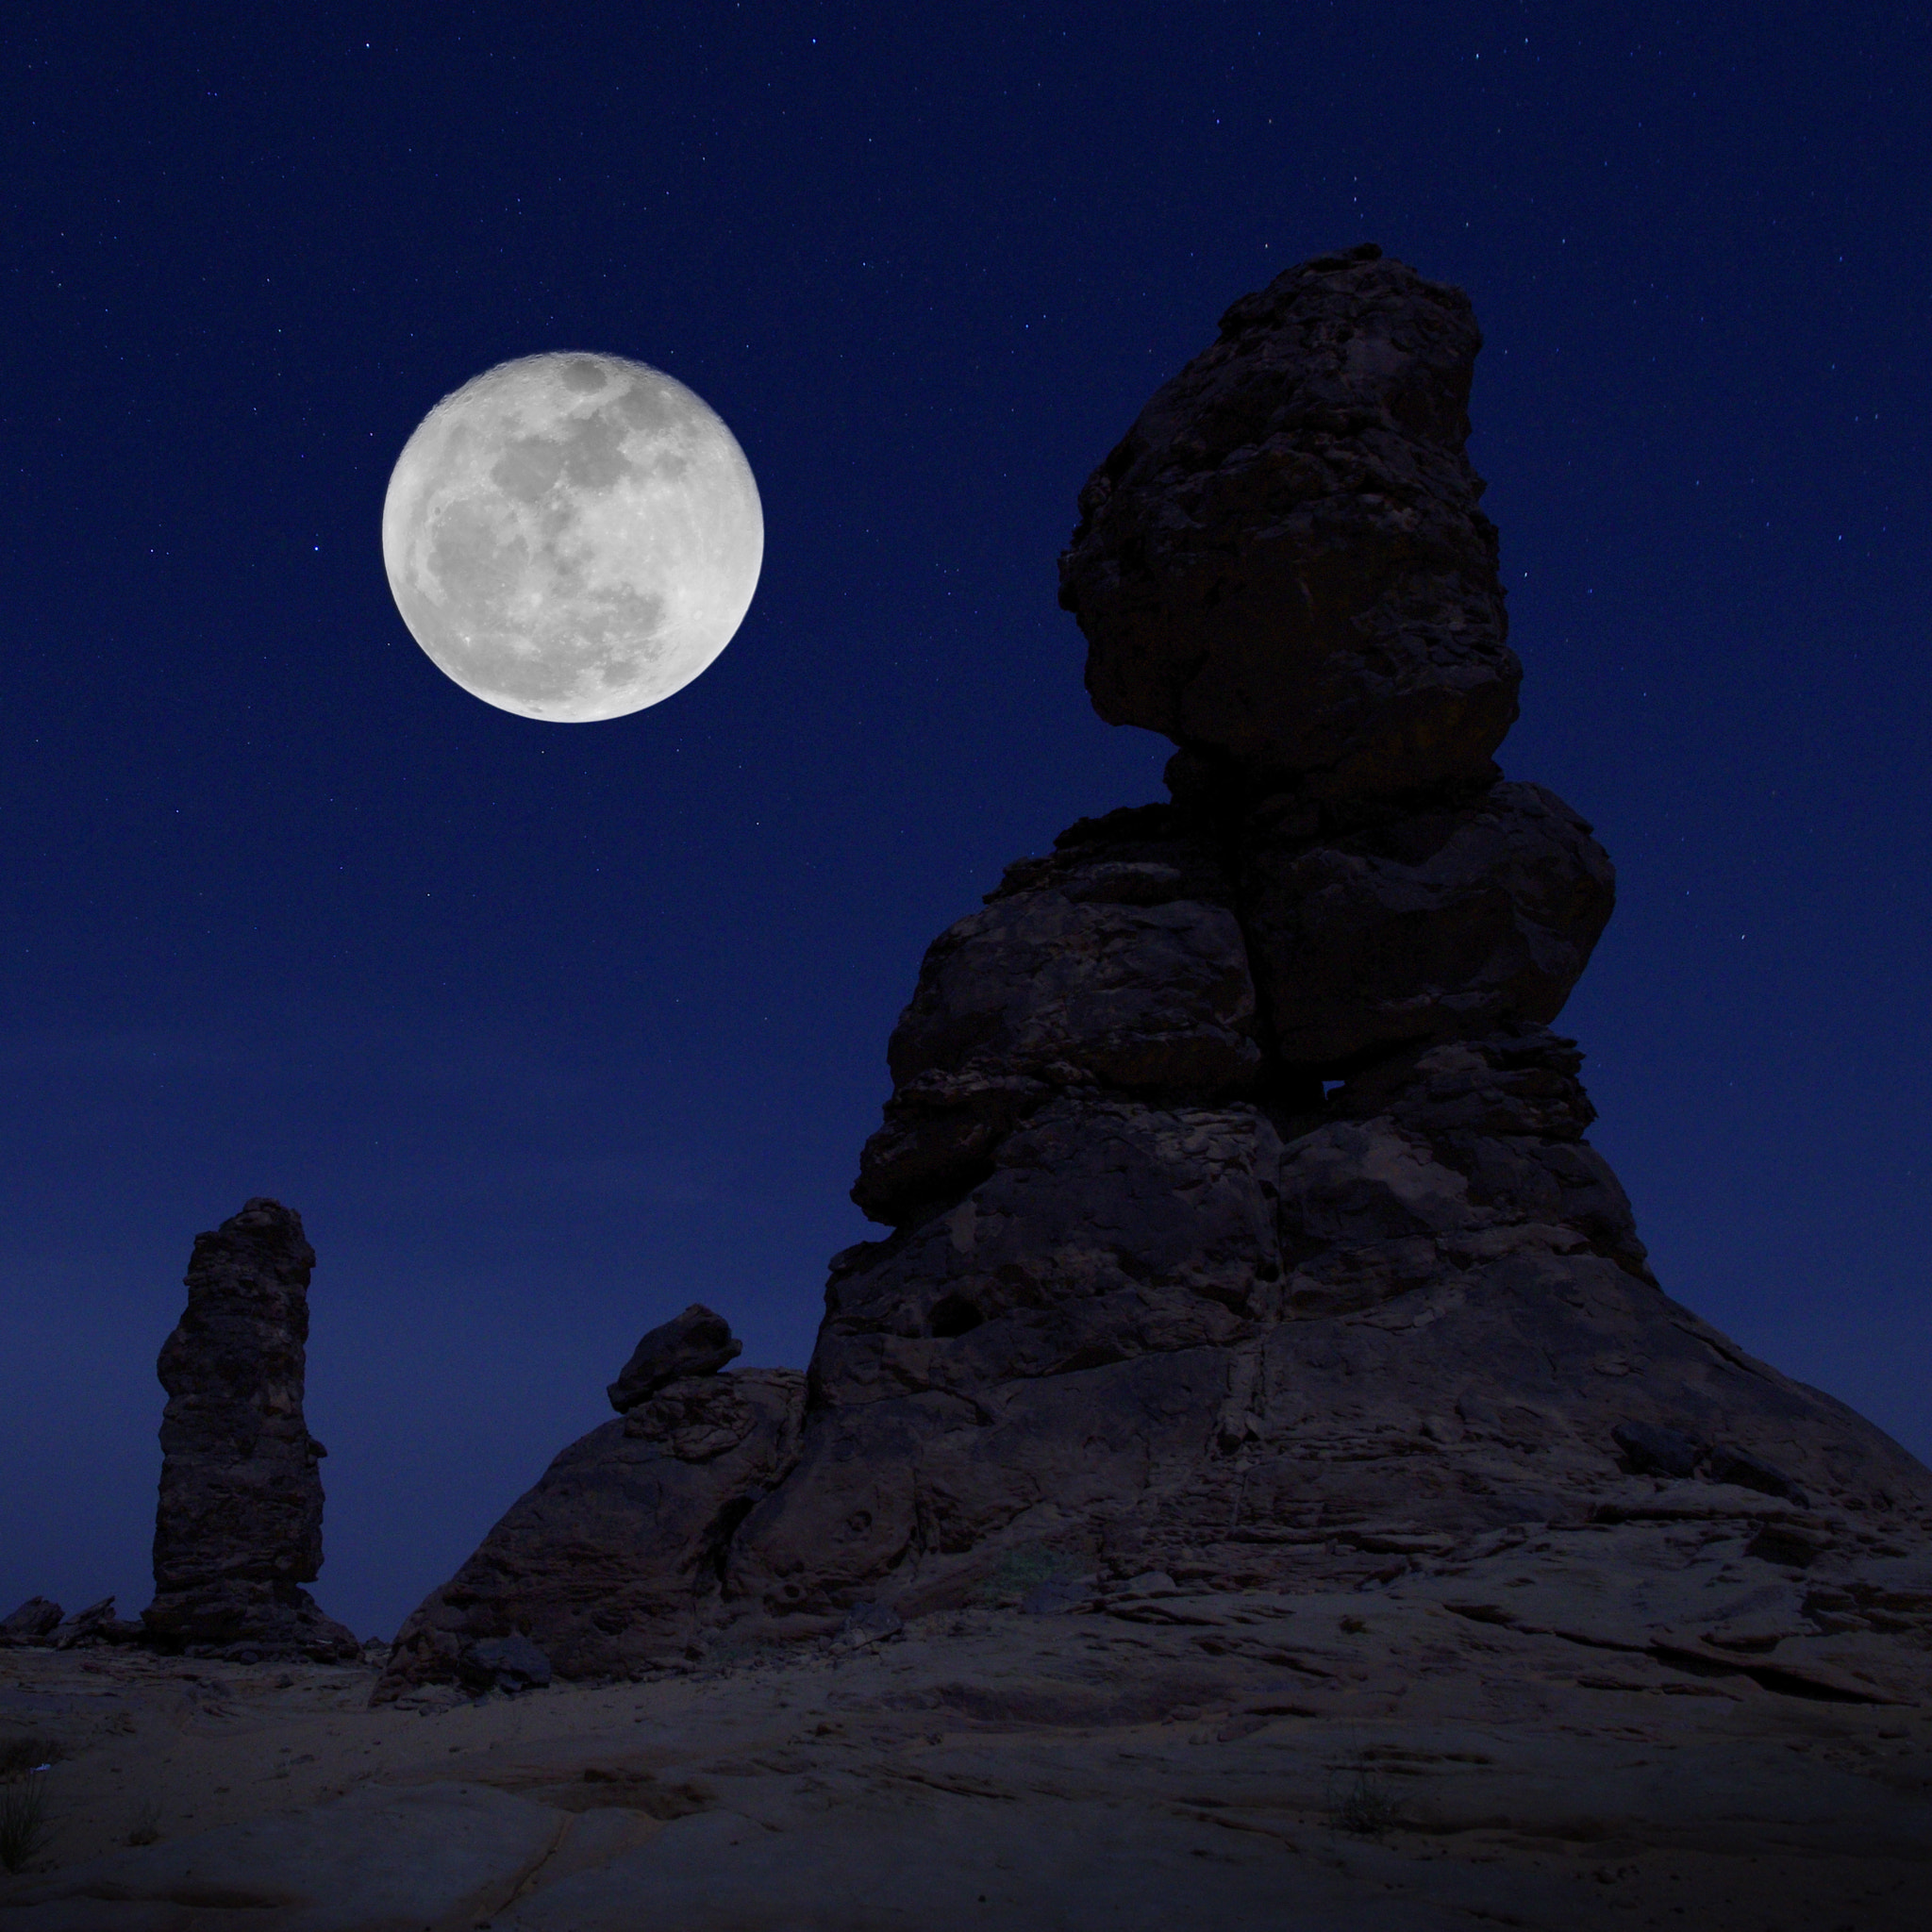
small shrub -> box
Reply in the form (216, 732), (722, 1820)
(0, 1770), (55, 1874)
(974, 1545), (1084, 1604)
(1327, 1761), (1402, 1839)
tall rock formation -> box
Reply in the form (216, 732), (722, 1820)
(377, 246), (1932, 1697)
(143, 1197), (358, 1659)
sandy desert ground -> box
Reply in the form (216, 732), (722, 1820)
(3, 1537), (1928, 1931)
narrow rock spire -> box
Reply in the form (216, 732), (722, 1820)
(142, 1197), (358, 1659)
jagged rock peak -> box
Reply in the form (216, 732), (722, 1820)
(142, 1197), (358, 1661)
(1059, 242), (1520, 803)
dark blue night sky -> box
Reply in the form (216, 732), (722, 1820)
(5, 3), (1928, 1641)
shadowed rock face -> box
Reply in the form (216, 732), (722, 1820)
(718, 1026), (1930, 1624)
(377, 1352), (805, 1693)
(0, 1597), (64, 1644)
(1058, 242), (1520, 801)
(1243, 779), (1616, 1070)
(375, 248), (1932, 1699)
(142, 1198), (358, 1659)
(853, 805), (1264, 1226)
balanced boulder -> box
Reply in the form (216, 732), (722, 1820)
(607, 1304), (743, 1412)
(1058, 242), (1519, 800)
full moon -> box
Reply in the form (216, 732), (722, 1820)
(381, 353), (762, 722)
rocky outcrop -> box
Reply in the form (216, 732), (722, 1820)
(716, 1022), (1929, 1622)
(607, 1304), (743, 1411)
(852, 806), (1262, 1225)
(1058, 242), (1519, 801)
(1243, 780), (1615, 1067)
(49, 1595), (145, 1648)
(142, 1198), (358, 1660)
(376, 246), (1932, 1697)
(0, 1598), (63, 1646)
(377, 1314), (804, 1696)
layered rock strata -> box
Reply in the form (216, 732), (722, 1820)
(377, 246), (1932, 1697)
(142, 1198), (358, 1659)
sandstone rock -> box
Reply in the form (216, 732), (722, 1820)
(0, 1599), (61, 1646)
(848, 1065), (1054, 1228)
(837, 1097), (1285, 1407)
(1707, 1443), (1808, 1505)
(723, 1349), (1232, 1626)
(1058, 244), (1520, 799)
(608, 1305), (743, 1412)
(47, 1597), (142, 1649)
(1613, 1421), (1705, 1478)
(384, 248), (1932, 1695)
(17, 1584), (1932, 1932)
(142, 1197), (357, 1660)
(460, 1631), (553, 1692)
(624, 1374), (763, 1458)
(1243, 781), (1615, 1067)
(714, 1026), (1929, 1627)
(376, 1368), (806, 1697)
(0, 1781), (566, 1931)
(1608, 1423), (1808, 1503)
(882, 824), (1256, 1099)
(854, 805), (1261, 1224)
(1325, 1027), (1654, 1283)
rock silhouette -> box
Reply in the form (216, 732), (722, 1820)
(1058, 241), (1519, 801)
(143, 1197), (358, 1660)
(376, 247), (1932, 1699)
(378, 1307), (802, 1691)
(0, 1597), (63, 1645)
(49, 1595), (145, 1648)
(607, 1304), (743, 1412)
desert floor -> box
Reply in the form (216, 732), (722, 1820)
(2, 1556), (1928, 1930)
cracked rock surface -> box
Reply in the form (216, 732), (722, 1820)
(377, 1358), (805, 1693)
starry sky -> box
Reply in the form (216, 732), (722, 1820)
(5, 3), (1928, 1642)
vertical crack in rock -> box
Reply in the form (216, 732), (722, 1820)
(142, 1198), (358, 1660)
(376, 246), (1932, 1694)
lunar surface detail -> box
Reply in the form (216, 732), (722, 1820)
(381, 353), (762, 722)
